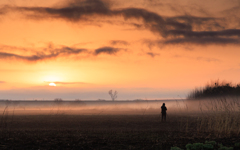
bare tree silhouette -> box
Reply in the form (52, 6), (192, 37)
(108, 90), (117, 101)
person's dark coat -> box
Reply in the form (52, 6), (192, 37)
(161, 105), (167, 114)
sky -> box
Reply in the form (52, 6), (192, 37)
(0, 0), (240, 100)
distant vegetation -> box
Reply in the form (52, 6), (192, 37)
(187, 81), (240, 99)
(54, 98), (63, 102)
(108, 90), (118, 101)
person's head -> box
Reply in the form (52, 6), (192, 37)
(163, 103), (165, 106)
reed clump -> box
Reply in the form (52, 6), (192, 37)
(196, 97), (240, 137)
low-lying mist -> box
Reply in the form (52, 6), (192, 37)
(0, 97), (239, 115)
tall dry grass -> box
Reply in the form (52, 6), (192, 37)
(196, 97), (240, 137)
(174, 97), (240, 137)
(0, 105), (9, 129)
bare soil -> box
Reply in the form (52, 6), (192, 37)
(0, 115), (239, 150)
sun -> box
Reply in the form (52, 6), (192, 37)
(49, 82), (56, 86)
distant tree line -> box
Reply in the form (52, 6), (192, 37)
(187, 81), (240, 99)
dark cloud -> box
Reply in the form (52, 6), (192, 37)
(110, 40), (129, 46)
(0, 46), (87, 62)
(162, 37), (240, 45)
(0, 43), (126, 62)
(0, 81), (6, 83)
(167, 29), (240, 38)
(94, 47), (120, 55)
(13, 0), (111, 22)
(0, 1), (218, 33)
(143, 37), (240, 48)
(146, 52), (159, 58)
(0, 5), (8, 15)
(0, 0), (240, 46)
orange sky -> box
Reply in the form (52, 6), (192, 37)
(0, 0), (240, 100)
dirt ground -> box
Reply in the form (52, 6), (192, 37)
(0, 114), (239, 150)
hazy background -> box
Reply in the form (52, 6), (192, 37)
(0, 100), (190, 115)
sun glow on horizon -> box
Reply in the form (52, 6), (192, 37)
(49, 82), (56, 86)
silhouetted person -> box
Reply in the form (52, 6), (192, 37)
(161, 103), (167, 122)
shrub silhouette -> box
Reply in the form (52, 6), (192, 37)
(188, 80), (240, 99)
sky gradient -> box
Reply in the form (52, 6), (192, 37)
(0, 0), (240, 100)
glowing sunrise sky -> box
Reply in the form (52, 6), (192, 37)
(0, 0), (240, 100)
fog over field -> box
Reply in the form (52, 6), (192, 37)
(1, 98), (239, 115)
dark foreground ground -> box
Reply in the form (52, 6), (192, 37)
(0, 115), (239, 150)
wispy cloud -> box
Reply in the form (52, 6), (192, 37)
(162, 37), (240, 45)
(0, 46), (87, 62)
(0, 44), (126, 62)
(167, 29), (240, 38)
(7, 0), (111, 22)
(0, 81), (6, 83)
(143, 37), (240, 49)
(94, 47), (120, 55)
(196, 57), (221, 62)
(172, 55), (221, 62)
(110, 40), (129, 46)
(0, 45), (29, 52)
(146, 52), (160, 58)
